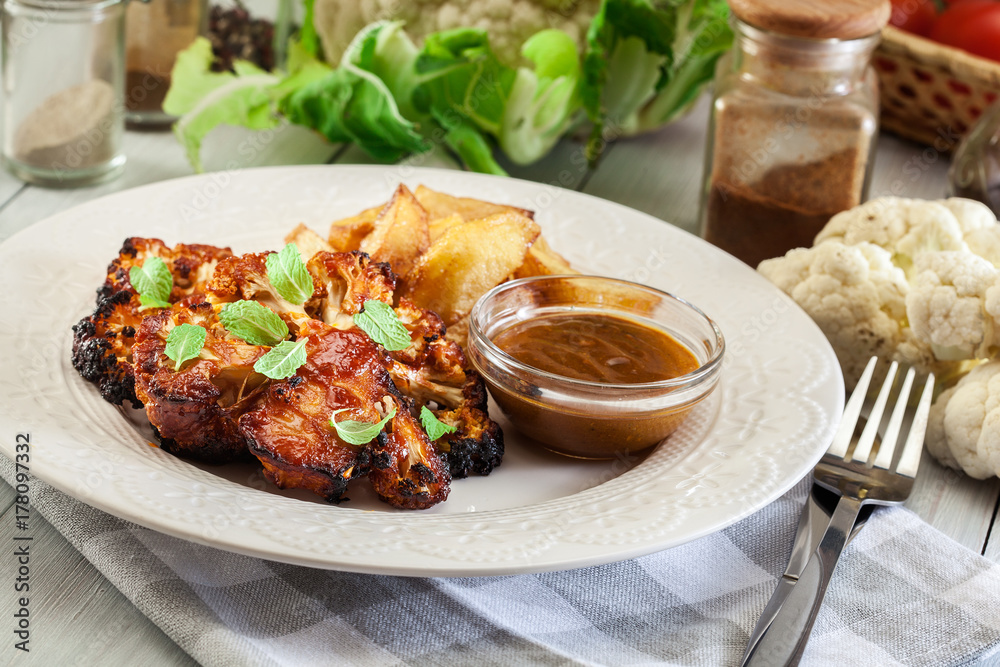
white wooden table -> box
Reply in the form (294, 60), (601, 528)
(2, 98), (999, 666)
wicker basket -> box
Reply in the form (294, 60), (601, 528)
(874, 25), (1000, 150)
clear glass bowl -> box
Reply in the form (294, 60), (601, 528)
(467, 275), (725, 460)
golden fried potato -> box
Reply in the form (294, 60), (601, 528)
(284, 223), (333, 261)
(359, 184), (430, 278)
(428, 214), (465, 243)
(414, 185), (534, 222)
(401, 211), (540, 325)
(328, 205), (380, 252)
(511, 235), (577, 279)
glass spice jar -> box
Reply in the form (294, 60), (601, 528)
(699, 0), (890, 267)
(1, 0), (126, 186)
(125, 0), (206, 127)
(948, 99), (1000, 217)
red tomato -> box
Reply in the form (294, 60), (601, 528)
(889, 0), (938, 36)
(930, 0), (1000, 62)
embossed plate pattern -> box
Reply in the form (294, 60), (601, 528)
(0, 166), (844, 576)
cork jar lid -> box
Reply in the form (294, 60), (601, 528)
(728, 0), (891, 40)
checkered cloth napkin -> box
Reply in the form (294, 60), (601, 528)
(5, 455), (1000, 667)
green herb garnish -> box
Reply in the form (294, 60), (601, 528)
(420, 405), (457, 441)
(329, 407), (397, 445)
(164, 323), (207, 371)
(354, 300), (411, 351)
(129, 257), (172, 310)
(266, 243), (314, 306)
(253, 339), (308, 380)
(219, 300), (289, 346)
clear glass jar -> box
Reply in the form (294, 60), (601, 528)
(125, 0), (206, 127)
(949, 100), (1000, 216)
(1, 0), (126, 186)
(699, 12), (883, 267)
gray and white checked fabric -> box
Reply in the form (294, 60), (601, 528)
(5, 454), (1000, 667)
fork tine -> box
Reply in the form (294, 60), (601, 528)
(895, 374), (935, 478)
(828, 357), (878, 458)
(872, 367), (916, 469)
(852, 361), (899, 464)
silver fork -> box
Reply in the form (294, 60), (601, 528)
(742, 357), (935, 666)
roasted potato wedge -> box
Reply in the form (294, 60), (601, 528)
(511, 235), (577, 279)
(414, 184), (534, 222)
(401, 211), (540, 325)
(284, 223), (333, 261)
(428, 214), (465, 243)
(328, 205), (380, 252)
(359, 184), (430, 278)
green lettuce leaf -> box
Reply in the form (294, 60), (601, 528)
(280, 22), (427, 162)
(581, 0), (732, 163)
(499, 29), (582, 166)
(162, 38), (282, 171)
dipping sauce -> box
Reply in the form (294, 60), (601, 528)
(468, 275), (724, 461)
(492, 313), (699, 385)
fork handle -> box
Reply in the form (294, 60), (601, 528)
(744, 495), (864, 667)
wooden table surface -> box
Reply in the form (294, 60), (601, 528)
(2, 97), (999, 666)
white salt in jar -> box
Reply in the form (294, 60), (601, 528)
(1, 0), (126, 186)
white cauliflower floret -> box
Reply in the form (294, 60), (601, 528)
(313, 0), (602, 66)
(966, 226), (1000, 267)
(926, 360), (1000, 479)
(814, 197), (968, 277)
(905, 251), (1000, 360)
(758, 241), (937, 388)
(937, 197), (997, 235)
(926, 385), (960, 471)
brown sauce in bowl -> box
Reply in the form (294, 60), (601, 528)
(493, 313), (699, 384)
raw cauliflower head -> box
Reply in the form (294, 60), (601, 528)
(814, 197), (968, 278)
(313, 0), (602, 66)
(757, 240), (938, 388)
(925, 360), (1000, 479)
(905, 251), (1000, 361)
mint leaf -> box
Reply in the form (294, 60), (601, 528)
(164, 323), (207, 371)
(420, 406), (457, 441)
(329, 407), (397, 446)
(129, 256), (172, 304)
(219, 300), (289, 346)
(354, 300), (411, 351)
(266, 243), (314, 305)
(253, 339), (307, 380)
(137, 294), (172, 311)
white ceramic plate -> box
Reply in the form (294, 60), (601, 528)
(0, 165), (844, 576)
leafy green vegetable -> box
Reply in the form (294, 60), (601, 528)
(266, 243), (314, 305)
(499, 29), (582, 166)
(420, 406), (457, 441)
(129, 257), (173, 310)
(162, 38), (283, 172)
(164, 323), (207, 371)
(253, 339), (308, 379)
(329, 407), (397, 445)
(219, 300), (289, 346)
(581, 0), (732, 162)
(354, 300), (411, 351)
(280, 22), (428, 162)
(164, 1), (730, 174)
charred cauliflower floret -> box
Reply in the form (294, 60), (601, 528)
(305, 250), (396, 327)
(71, 290), (146, 408)
(208, 251), (313, 332)
(72, 238), (232, 407)
(239, 321), (450, 508)
(99, 237), (232, 301)
(132, 301), (270, 463)
(387, 298), (504, 478)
